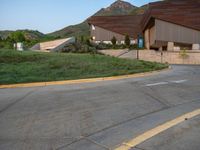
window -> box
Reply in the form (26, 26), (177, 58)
(92, 25), (95, 30)
(103, 41), (112, 44)
(95, 41), (101, 44)
(131, 40), (136, 44)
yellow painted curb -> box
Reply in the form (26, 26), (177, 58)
(115, 108), (200, 150)
(0, 67), (171, 89)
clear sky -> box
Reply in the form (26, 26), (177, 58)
(0, 0), (159, 33)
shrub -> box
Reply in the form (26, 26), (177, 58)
(86, 39), (91, 46)
(125, 35), (130, 48)
(180, 49), (189, 59)
(95, 43), (112, 50)
(112, 44), (126, 49)
(111, 36), (117, 46)
(61, 43), (77, 53)
(80, 36), (84, 43)
(61, 41), (97, 54)
(129, 44), (138, 50)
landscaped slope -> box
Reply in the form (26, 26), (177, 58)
(0, 49), (167, 84)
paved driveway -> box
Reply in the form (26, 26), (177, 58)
(0, 65), (200, 150)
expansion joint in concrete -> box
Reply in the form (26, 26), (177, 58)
(82, 136), (111, 150)
(0, 89), (37, 114)
(135, 146), (148, 150)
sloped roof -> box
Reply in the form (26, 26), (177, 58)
(87, 0), (200, 37)
(141, 0), (200, 31)
(88, 15), (143, 38)
(40, 38), (71, 50)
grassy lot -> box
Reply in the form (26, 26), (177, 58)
(0, 49), (168, 84)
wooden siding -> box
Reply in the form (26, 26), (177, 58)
(88, 15), (143, 39)
(155, 19), (200, 44)
(141, 0), (200, 32)
(90, 25), (126, 42)
(149, 26), (155, 45)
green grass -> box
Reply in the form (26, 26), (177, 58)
(0, 49), (168, 84)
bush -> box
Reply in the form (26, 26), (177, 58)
(111, 36), (117, 46)
(61, 41), (97, 54)
(125, 35), (130, 48)
(95, 43), (112, 50)
(61, 43), (77, 53)
(179, 49), (189, 59)
(129, 44), (138, 50)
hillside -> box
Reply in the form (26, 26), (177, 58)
(130, 4), (148, 15)
(48, 0), (146, 38)
(0, 30), (46, 40)
(48, 21), (90, 38)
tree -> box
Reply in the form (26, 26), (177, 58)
(0, 37), (3, 48)
(125, 34), (130, 47)
(111, 36), (117, 46)
(86, 38), (91, 46)
(1, 37), (13, 49)
(80, 35), (84, 43)
(10, 31), (25, 43)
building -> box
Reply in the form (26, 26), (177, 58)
(88, 0), (200, 50)
(14, 42), (24, 51)
(88, 15), (143, 45)
(142, 0), (200, 51)
(31, 37), (75, 52)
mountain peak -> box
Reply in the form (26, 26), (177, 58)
(94, 0), (137, 16)
(48, 0), (147, 38)
(109, 0), (136, 10)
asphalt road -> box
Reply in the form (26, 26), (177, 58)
(0, 65), (200, 150)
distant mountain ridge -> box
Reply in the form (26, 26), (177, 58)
(48, 0), (148, 38)
(0, 0), (149, 40)
(0, 30), (45, 40)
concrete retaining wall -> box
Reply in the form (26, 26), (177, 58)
(139, 50), (200, 64)
(99, 49), (200, 64)
(98, 49), (129, 57)
(120, 50), (137, 59)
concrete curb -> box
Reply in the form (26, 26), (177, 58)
(0, 67), (171, 89)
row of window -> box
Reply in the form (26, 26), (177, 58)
(93, 40), (137, 45)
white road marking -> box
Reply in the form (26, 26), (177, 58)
(170, 80), (187, 83)
(145, 82), (169, 87)
(145, 79), (188, 87)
